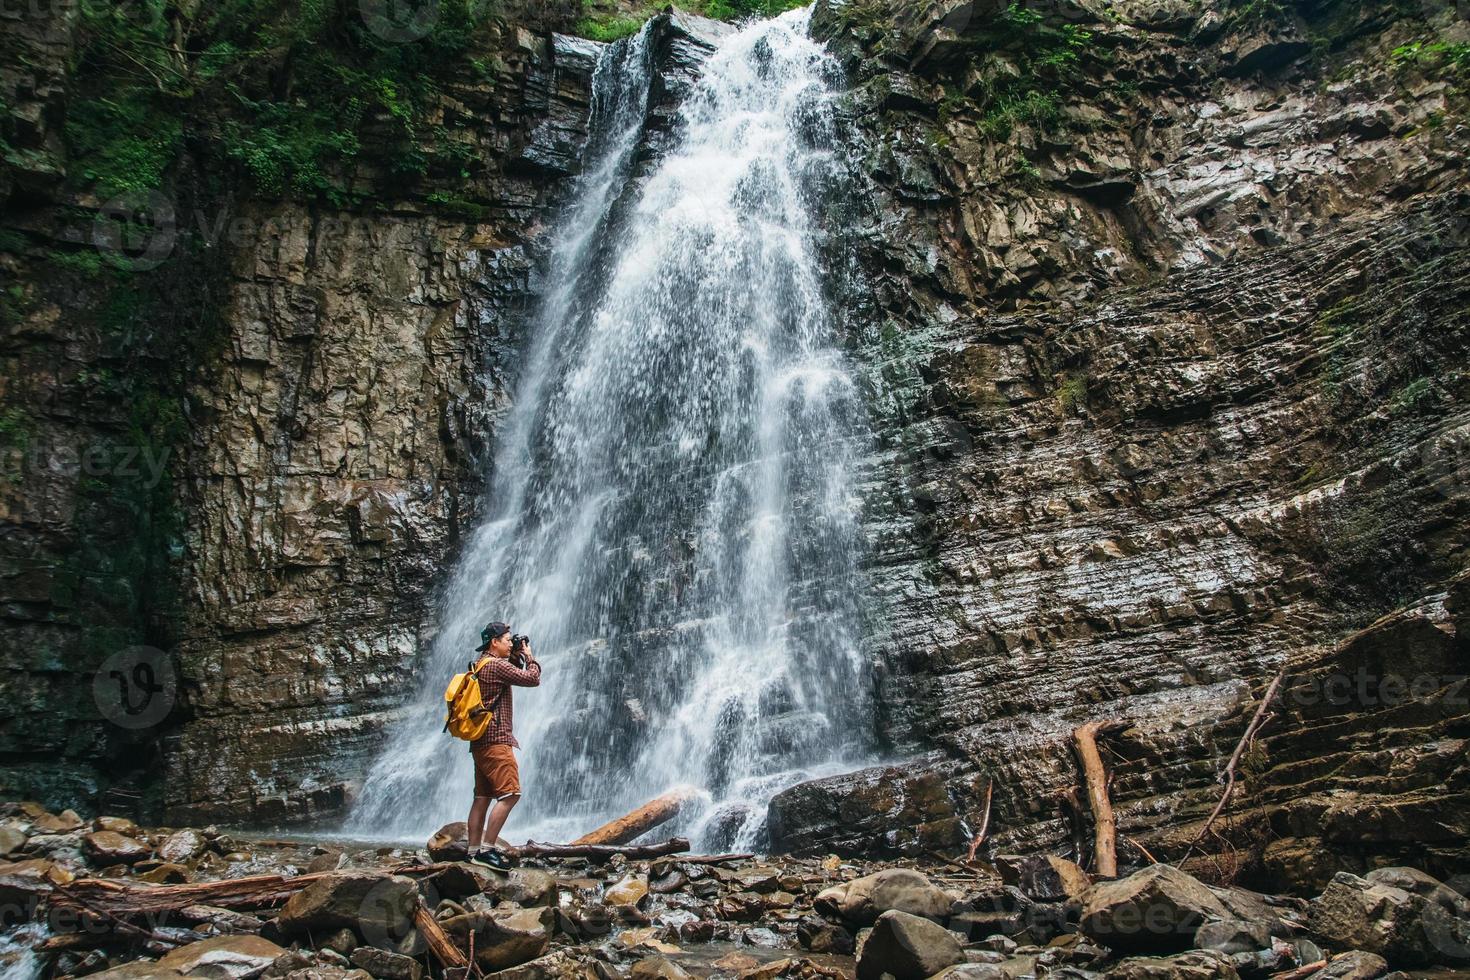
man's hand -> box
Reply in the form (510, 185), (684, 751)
(522, 642), (535, 662)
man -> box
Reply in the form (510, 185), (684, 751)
(466, 621), (541, 871)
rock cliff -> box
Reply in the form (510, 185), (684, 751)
(2, 0), (1468, 891)
(769, 0), (1470, 880)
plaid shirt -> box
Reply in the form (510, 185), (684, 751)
(471, 656), (541, 749)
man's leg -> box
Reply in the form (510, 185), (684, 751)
(481, 793), (519, 848)
(467, 795), (492, 851)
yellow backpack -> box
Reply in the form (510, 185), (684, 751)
(443, 656), (494, 741)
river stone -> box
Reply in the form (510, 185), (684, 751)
(995, 854), (1092, 903)
(1104, 949), (1241, 979)
(605, 873), (650, 906)
(349, 947), (423, 980)
(94, 816), (143, 836)
(158, 829), (210, 864)
(1308, 870), (1470, 967)
(277, 872), (419, 945)
(857, 909), (966, 980)
(1315, 950), (1390, 979)
(137, 862), (193, 884)
(31, 809), (83, 834)
(427, 823), (469, 862)
(0, 828), (27, 856)
(1194, 918), (1272, 955)
(418, 862), (493, 899)
(629, 956), (691, 980)
(797, 915), (854, 954)
(153, 935), (286, 979)
(442, 905), (553, 970)
(499, 868), (557, 906)
(932, 966), (1009, 980)
(815, 868), (954, 926)
(1080, 864), (1232, 954)
(82, 831), (152, 866)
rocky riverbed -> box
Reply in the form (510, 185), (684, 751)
(3, 802), (1469, 980)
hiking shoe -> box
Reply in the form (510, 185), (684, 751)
(469, 848), (513, 871)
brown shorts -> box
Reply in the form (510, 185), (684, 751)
(472, 743), (521, 799)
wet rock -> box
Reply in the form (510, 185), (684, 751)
(768, 761), (967, 857)
(1080, 865), (1232, 954)
(442, 905), (553, 971)
(1194, 919), (1271, 955)
(308, 851), (348, 874)
(605, 873), (650, 907)
(856, 909), (966, 980)
(277, 872), (419, 945)
(159, 829), (209, 864)
(931, 966), (1009, 980)
(348, 947), (423, 980)
(137, 862), (193, 884)
(157, 935), (287, 979)
(264, 950), (314, 977)
(629, 956), (691, 980)
(94, 816), (143, 836)
(418, 862), (493, 899)
(487, 950), (591, 980)
(742, 926), (783, 947)
(718, 892), (768, 921)
(1308, 870), (1470, 967)
(996, 855), (1092, 903)
(426, 823), (470, 863)
(1104, 949), (1240, 979)
(179, 905), (267, 935)
(0, 828), (27, 856)
(30, 809), (83, 833)
(500, 868), (557, 907)
(320, 928), (358, 955)
(815, 868), (955, 926)
(797, 915), (853, 954)
(1315, 950), (1390, 979)
(82, 831), (152, 866)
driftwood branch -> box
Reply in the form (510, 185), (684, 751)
(1073, 719), (1129, 878)
(573, 787), (698, 846)
(1187, 671), (1286, 855)
(414, 902), (470, 972)
(965, 780), (995, 863)
(517, 838), (690, 860)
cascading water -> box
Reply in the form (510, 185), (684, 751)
(349, 6), (873, 850)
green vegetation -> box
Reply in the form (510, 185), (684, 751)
(1055, 373), (1088, 415)
(967, 4), (1096, 140)
(1392, 38), (1470, 78)
(572, 0), (810, 43)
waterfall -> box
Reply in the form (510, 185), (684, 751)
(348, 6), (872, 851)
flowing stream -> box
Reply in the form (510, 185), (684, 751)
(349, 6), (872, 850)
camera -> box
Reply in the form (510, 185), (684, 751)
(510, 633), (530, 665)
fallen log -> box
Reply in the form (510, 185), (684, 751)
(676, 852), (754, 865)
(572, 787), (699, 846)
(47, 871), (332, 917)
(414, 901), (469, 972)
(1073, 719), (1128, 878)
(517, 837), (691, 860)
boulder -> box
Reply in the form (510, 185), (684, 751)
(159, 829), (210, 864)
(1080, 864), (1232, 954)
(276, 872), (419, 946)
(83, 831), (152, 866)
(604, 873), (649, 907)
(94, 816), (143, 836)
(427, 823), (469, 863)
(442, 905), (553, 971)
(629, 957), (691, 980)
(815, 868), (955, 926)
(348, 947), (423, 980)
(1194, 919), (1272, 955)
(31, 810), (84, 834)
(797, 915), (854, 953)
(0, 827), (26, 856)
(1315, 950), (1389, 979)
(484, 950), (590, 980)
(1104, 949), (1240, 979)
(995, 854), (1092, 903)
(155, 935), (286, 979)
(417, 863), (493, 900)
(1308, 870), (1470, 967)
(931, 966), (1009, 980)
(500, 868), (557, 907)
(767, 760), (968, 857)
(856, 909), (965, 980)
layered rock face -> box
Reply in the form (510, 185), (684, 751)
(0, 7), (605, 818)
(771, 0), (1470, 873)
